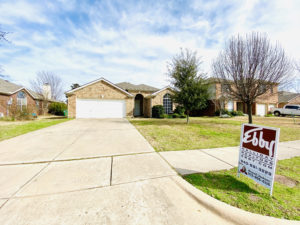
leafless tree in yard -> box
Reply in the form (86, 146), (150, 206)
(30, 71), (64, 100)
(212, 96), (226, 116)
(212, 32), (291, 123)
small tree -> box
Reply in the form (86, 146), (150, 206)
(30, 71), (64, 100)
(212, 32), (291, 123)
(167, 49), (209, 124)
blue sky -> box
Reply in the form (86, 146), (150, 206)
(0, 0), (300, 92)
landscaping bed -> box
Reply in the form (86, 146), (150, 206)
(0, 117), (71, 141)
(183, 157), (300, 220)
(130, 116), (300, 151)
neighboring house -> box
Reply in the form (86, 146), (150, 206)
(65, 77), (174, 118)
(0, 78), (54, 117)
(205, 78), (279, 116)
(278, 91), (300, 108)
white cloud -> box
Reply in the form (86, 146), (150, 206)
(0, 0), (50, 25)
(0, 0), (300, 94)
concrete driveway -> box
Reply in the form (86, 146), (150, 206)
(0, 119), (231, 225)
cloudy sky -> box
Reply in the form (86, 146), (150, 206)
(0, 0), (300, 92)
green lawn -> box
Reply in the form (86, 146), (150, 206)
(184, 157), (300, 220)
(0, 118), (71, 141)
(130, 116), (300, 151)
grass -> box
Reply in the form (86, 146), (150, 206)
(130, 116), (300, 151)
(0, 117), (71, 141)
(183, 157), (300, 220)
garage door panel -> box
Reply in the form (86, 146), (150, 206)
(76, 99), (126, 118)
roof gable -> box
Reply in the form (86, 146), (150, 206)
(150, 86), (174, 97)
(0, 78), (43, 100)
(278, 91), (300, 103)
(65, 77), (133, 97)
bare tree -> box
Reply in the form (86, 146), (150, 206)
(0, 27), (9, 72)
(212, 96), (226, 116)
(212, 32), (291, 123)
(291, 61), (300, 93)
(30, 71), (64, 100)
(0, 30), (8, 42)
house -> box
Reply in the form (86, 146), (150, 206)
(65, 77), (174, 118)
(205, 79), (279, 116)
(278, 91), (300, 108)
(0, 78), (53, 117)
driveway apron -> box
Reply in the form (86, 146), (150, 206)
(0, 119), (232, 225)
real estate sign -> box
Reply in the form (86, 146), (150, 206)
(238, 124), (280, 195)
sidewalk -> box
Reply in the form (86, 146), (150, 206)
(160, 140), (300, 175)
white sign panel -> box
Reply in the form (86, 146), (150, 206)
(238, 124), (280, 195)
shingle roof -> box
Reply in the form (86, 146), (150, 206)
(116, 82), (159, 92)
(0, 78), (44, 100)
(0, 78), (22, 94)
(278, 91), (300, 103)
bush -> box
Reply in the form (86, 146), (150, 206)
(174, 105), (185, 115)
(230, 111), (238, 116)
(48, 102), (67, 116)
(236, 110), (244, 116)
(172, 113), (180, 118)
(152, 105), (164, 118)
(215, 109), (231, 116)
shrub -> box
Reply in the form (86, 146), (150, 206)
(172, 113), (180, 118)
(174, 105), (185, 115)
(162, 114), (173, 118)
(215, 109), (231, 116)
(230, 111), (238, 116)
(152, 105), (164, 118)
(48, 102), (67, 116)
(236, 111), (244, 116)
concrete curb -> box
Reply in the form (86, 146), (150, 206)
(172, 176), (300, 225)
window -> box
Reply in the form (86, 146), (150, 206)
(285, 105), (299, 110)
(17, 91), (27, 109)
(163, 93), (172, 114)
(36, 100), (39, 107)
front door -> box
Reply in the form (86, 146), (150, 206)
(134, 99), (141, 116)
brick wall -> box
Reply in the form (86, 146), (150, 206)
(67, 80), (134, 118)
(0, 90), (41, 117)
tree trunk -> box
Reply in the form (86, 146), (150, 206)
(246, 102), (253, 124)
(186, 111), (190, 124)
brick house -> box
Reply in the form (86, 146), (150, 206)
(278, 91), (300, 108)
(65, 77), (174, 118)
(206, 79), (279, 116)
(0, 78), (53, 117)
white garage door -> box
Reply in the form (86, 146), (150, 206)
(256, 104), (266, 116)
(76, 99), (126, 118)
